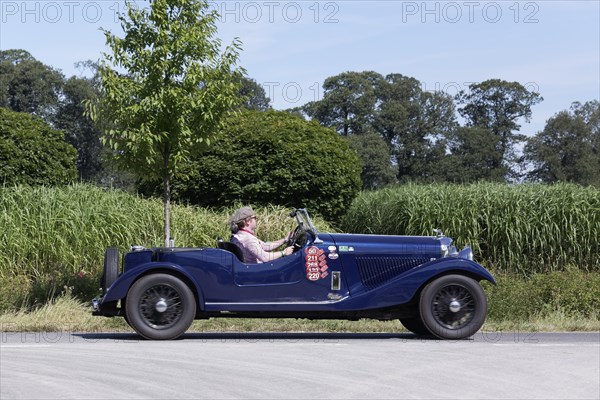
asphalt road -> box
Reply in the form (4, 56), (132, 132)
(1, 331), (598, 399)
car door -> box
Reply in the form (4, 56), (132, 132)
(230, 235), (349, 303)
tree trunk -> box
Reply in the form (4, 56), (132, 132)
(163, 146), (171, 248)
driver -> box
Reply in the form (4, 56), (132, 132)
(228, 206), (294, 264)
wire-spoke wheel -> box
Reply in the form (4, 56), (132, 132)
(126, 274), (195, 340)
(139, 284), (184, 329)
(419, 274), (487, 340)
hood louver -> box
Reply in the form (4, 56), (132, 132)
(356, 256), (429, 290)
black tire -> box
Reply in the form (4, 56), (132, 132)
(101, 248), (119, 295)
(123, 309), (133, 329)
(399, 316), (433, 336)
(419, 274), (488, 340)
(125, 274), (196, 340)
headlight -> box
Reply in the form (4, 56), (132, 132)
(458, 246), (474, 261)
(439, 237), (453, 257)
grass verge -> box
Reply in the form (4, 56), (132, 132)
(1, 292), (598, 334)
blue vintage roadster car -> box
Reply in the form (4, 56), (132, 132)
(92, 209), (495, 340)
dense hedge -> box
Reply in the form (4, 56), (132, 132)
(341, 183), (600, 275)
(140, 110), (362, 221)
(0, 108), (77, 185)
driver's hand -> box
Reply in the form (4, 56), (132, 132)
(283, 246), (294, 256)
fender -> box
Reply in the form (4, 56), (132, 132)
(101, 262), (206, 310)
(406, 257), (496, 286)
(338, 257), (495, 310)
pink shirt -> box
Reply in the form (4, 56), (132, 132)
(231, 230), (275, 263)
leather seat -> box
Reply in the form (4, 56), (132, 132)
(216, 238), (245, 262)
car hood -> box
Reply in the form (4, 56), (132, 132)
(322, 233), (443, 258)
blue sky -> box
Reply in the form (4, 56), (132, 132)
(1, 0), (599, 136)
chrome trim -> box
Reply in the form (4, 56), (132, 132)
(437, 236), (453, 257)
(206, 297), (349, 307)
(155, 299), (168, 313)
(449, 300), (461, 313)
(92, 298), (100, 311)
(448, 245), (458, 256)
(331, 271), (341, 291)
(459, 246), (474, 261)
(294, 208), (324, 244)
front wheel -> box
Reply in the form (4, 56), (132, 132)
(125, 274), (196, 340)
(419, 274), (488, 340)
(399, 316), (432, 337)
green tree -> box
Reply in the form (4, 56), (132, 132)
(238, 76), (271, 111)
(0, 50), (64, 120)
(0, 49), (34, 64)
(302, 71), (382, 136)
(456, 79), (543, 179)
(56, 75), (104, 181)
(375, 74), (456, 181)
(142, 110), (361, 221)
(0, 50), (35, 110)
(346, 133), (396, 190)
(88, 0), (244, 246)
(441, 126), (506, 182)
(0, 108), (77, 185)
(524, 100), (600, 186)
(302, 71), (457, 182)
(372, 74), (422, 145)
(0, 53), (109, 182)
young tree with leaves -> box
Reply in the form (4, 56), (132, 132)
(88, 0), (244, 246)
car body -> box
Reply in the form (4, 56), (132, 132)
(92, 209), (495, 340)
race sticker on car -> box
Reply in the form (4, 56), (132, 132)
(305, 246), (328, 281)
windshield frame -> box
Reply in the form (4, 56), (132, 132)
(292, 208), (319, 238)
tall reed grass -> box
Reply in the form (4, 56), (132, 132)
(341, 183), (600, 275)
(0, 184), (331, 311)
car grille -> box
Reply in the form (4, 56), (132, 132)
(356, 256), (429, 290)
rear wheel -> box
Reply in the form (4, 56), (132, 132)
(125, 274), (196, 340)
(419, 274), (488, 340)
(101, 248), (119, 294)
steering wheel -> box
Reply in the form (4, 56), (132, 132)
(286, 225), (308, 252)
(286, 225), (301, 247)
